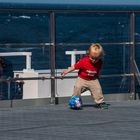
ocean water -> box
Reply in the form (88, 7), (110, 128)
(0, 11), (140, 98)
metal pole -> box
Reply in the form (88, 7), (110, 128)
(7, 81), (11, 100)
(130, 12), (135, 99)
(50, 12), (56, 104)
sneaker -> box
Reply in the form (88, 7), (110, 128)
(95, 102), (109, 109)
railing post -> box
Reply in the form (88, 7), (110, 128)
(7, 81), (11, 100)
(130, 12), (135, 99)
(50, 12), (56, 104)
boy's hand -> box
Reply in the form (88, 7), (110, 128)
(61, 66), (75, 80)
(61, 69), (68, 79)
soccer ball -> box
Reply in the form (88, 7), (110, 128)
(69, 96), (82, 110)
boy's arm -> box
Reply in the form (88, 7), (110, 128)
(61, 65), (75, 78)
(61, 58), (84, 79)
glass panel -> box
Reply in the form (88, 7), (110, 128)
(135, 14), (140, 43)
(56, 44), (131, 94)
(56, 44), (130, 74)
(135, 14), (140, 69)
(0, 45), (51, 100)
(0, 12), (51, 100)
(101, 77), (130, 94)
(0, 13), (49, 43)
(134, 14), (140, 94)
(0, 45), (50, 71)
(102, 44), (130, 75)
(56, 13), (130, 43)
(55, 12), (131, 95)
(135, 44), (140, 69)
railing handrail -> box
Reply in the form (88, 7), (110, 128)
(0, 8), (140, 13)
(0, 42), (135, 46)
(0, 73), (133, 82)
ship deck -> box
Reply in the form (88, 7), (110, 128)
(0, 101), (140, 140)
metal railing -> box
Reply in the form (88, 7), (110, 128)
(0, 8), (139, 103)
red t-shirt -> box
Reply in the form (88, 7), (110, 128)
(74, 56), (102, 80)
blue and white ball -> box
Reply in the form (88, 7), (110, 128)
(69, 96), (82, 109)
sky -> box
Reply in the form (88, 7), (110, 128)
(0, 0), (140, 5)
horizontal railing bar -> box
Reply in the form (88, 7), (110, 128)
(0, 43), (52, 46)
(0, 9), (140, 14)
(0, 42), (136, 47)
(57, 73), (134, 79)
(54, 10), (140, 14)
(0, 73), (133, 82)
(0, 77), (51, 82)
(57, 42), (132, 46)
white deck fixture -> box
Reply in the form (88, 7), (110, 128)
(14, 69), (90, 99)
(65, 50), (86, 66)
(0, 52), (32, 71)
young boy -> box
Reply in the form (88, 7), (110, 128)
(61, 43), (108, 109)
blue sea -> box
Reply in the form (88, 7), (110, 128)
(0, 9), (140, 98)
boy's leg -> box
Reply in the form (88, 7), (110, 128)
(72, 77), (87, 97)
(88, 79), (104, 104)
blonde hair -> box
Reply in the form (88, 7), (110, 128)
(87, 43), (104, 59)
